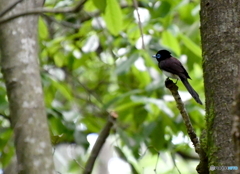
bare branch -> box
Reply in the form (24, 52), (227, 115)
(132, 0), (145, 49)
(165, 79), (209, 174)
(165, 79), (200, 153)
(83, 112), (117, 174)
(0, 0), (23, 17)
(0, 0), (88, 24)
(0, 113), (11, 122)
(41, 14), (81, 29)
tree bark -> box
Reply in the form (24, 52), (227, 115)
(200, 0), (240, 173)
(0, 0), (55, 173)
(232, 77), (240, 174)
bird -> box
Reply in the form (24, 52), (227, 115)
(152, 49), (202, 105)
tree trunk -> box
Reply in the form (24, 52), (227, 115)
(232, 78), (240, 174)
(0, 1), (55, 173)
(200, 0), (240, 173)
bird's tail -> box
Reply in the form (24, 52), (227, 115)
(181, 78), (203, 105)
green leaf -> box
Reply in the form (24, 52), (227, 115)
(178, 3), (195, 24)
(38, 17), (49, 39)
(103, 89), (141, 110)
(126, 23), (140, 43)
(133, 106), (148, 127)
(81, 117), (105, 132)
(160, 15), (173, 28)
(158, 1), (171, 18)
(132, 67), (151, 87)
(114, 101), (139, 113)
(92, 0), (106, 12)
(84, 0), (98, 12)
(114, 146), (139, 174)
(115, 54), (139, 74)
(130, 95), (174, 116)
(53, 52), (65, 67)
(52, 80), (73, 101)
(179, 33), (201, 57)
(150, 117), (165, 150)
(161, 30), (181, 56)
(44, 85), (56, 107)
(104, 0), (123, 36)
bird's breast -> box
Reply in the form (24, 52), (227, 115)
(162, 70), (180, 79)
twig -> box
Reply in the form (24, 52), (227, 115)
(0, 0), (23, 17)
(41, 14), (81, 29)
(0, 0), (87, 24)
(154, 152), (160, 174)
(76, 78), (104, 106)
(132, 0), (145, 49)
(0, 113), (11, 122)
(170, 152), (182, 174)
(165, 80), (209, 173)
(83, 112), (117, 174)
(69, 144), (85, 170)
(165, 79), (200, 154)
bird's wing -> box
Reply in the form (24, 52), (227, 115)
(159, 57), (191, 79)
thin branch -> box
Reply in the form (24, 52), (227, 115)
(170, 152), (182, 174)
(83, 112), (117, 174)
(0, 0), (23, 17)
(0, 113), (11, 122)
(76, 78), (104, 106)
(154, 152), (160, 174)
(0, 0), (88, 24)
(176, 150), (199, 160)
(41, 14), (81, 29)
(165, 79), (200, 154)
(166, 79), (209, 173)
(132, 0), (145, 49)
(69, 144), (85, 170)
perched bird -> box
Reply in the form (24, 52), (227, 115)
(152, 50), (202, 105)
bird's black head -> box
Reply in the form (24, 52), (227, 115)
(152, 50), (171, 61)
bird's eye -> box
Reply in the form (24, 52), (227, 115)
(156, 54), (161, 58)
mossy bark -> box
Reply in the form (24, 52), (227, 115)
(200, 0), (240, 173)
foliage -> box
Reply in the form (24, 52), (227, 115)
(0, 0), (204, 173)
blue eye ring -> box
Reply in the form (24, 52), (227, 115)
(156, 53), (161, 58)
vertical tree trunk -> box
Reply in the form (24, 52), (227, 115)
(0, 1), (55, 173)
(200, 0), (240, 173)
(232, 77), (240, 174)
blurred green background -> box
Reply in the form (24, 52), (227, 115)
(0, 0), (204, 173)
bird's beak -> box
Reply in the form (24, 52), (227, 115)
(152, 55), (156, 58)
